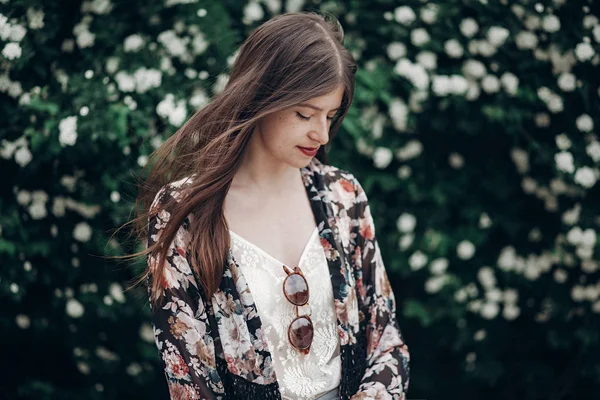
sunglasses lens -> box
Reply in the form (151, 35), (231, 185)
(288, 316), (314, 350)
(283, 274), (309, 305)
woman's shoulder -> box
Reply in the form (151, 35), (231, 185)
(149, 175), (196, 215)
(310, 158), (362, 193)
(309, 158), (367, 209)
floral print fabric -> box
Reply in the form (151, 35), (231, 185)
(146, 157), (410, 399)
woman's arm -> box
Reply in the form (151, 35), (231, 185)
(146, 186), (225, 399)
(348, 176), (411, 400)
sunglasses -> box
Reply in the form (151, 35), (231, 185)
(282, 264), (314, 355)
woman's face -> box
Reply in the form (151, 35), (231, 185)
(253, 84), (345, 168)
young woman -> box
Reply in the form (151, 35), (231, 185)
(140, 11), (410, 400)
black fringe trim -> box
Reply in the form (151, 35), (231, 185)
(339, 329), (368, 400)
(216, 357), (282, 400)
(214, 329), (367, 399)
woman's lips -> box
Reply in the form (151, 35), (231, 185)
(297, 146), (318, 156)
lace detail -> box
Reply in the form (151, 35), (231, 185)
(229, 228), (342, 400)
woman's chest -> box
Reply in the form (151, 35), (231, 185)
(224, 187), (318, 269)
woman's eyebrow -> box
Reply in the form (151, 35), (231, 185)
(296, 103), (341, 112)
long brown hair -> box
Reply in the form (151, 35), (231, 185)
(117, 11), (357, 306)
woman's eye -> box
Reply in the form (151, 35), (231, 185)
(296, 112), (310, 121)
(295, 112), (335, 121)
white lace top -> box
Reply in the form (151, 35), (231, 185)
(229, 226), (342, 400)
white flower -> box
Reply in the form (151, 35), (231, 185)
(134, 67), (162, 93)
(550, 95), (565, 113)
(567, 226), (583, 245)
(9, 24), (26, 42)
(535, 112), (550, 128)
(557, 72), (576, 92)
(486, 26), (509, 47)
(109, 283), (126, 303)
(409, 250), (428, 271)
(594, 25), (600, 43)
(394, 6), (416, 25)
(398, 233), (414, 250)
(420, 4), (438, 24)
(395, 140), (423, 161)
(576, 114), (594, 132)
(389, 98), (408, 132)
(416, 51), (437, 70)
(27, 8), (45, 29)
(373, 147), (393, 169)
(486, 288), (503, 302)
(430, 258), (449, 275)
(480, 301), (499, 319)
(511, 148), (529, 174)
(14, 146), (32, 167)
(114, 71), (135, 92)
(386, 42), (406, 60)
(123, 34), (144, 52)
(432, 75), (451, 96)
(581, 228), (597, 247)
(478, 266), (496, 288)
(110, 191), (120, 202)
(476, 40), (497, 57)
(394, 58), (429, 90)
(586, 141), (600, 162)
(28, 201), (47, 219)
(157, 30), (186, 57)
(503, 288), (519, 304)
(460, 18), (479, 38)
(89, 0), (113, 15)
(66, 298), (85, 318)
(503, 304), (520, 320)
(396, 213), (416, 233)
(574, 42), (595, 62)
(137, 155), (148, 167)
(542, 14), (561, 33)
(515, 31), (538, 50)
(462, 60), (487, 79)
(192, 32), (208, 55)
(243, 2), (264, 23)
(75, 29), (95, 48)
(58, 116), (78, 147)
(449, 75), (469, 95)
(170, 99), (187, 126)
(454, 288), (468, 303)
(410, 28), (430, 46)
(139, 323), (155, 343)
(497, 246), (517, 271)
(16, 314), (31, 329)
(584, 15), (600, 29)
(555, 151), (575, 173)
(555, 133), (572, 150)
(449, 152), (464, 168)
(571, 285), (586, 302)
(105, 57), (119, 74)
(444, 39), (464, 58)
(574, 167), (597, 188)
(500, 72), (519, 95)
(2, 42), (22, 60)
(479, 212), (492, 228)
(457, 240), (476, 260)
(73, 222), (92, 242)
(425, 275), (448, 294)
(481, 75), (500, 93)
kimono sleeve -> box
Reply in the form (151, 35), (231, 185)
(348, 176), (410, 400)
(146, 187), (225, 400)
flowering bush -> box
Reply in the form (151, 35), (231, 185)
(1, 0), (599, 399)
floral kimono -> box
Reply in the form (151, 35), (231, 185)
(146, 157), (410, 400)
